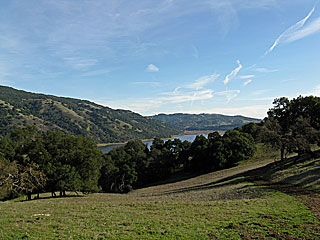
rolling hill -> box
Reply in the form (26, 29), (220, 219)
(149, 113), (261, 132)
(0, 85), (181, 143)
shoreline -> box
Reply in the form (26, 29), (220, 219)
(97, 130), (225, 147)
(178, 130), (225, 136)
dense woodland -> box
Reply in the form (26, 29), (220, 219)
(0, 95), (320, 200)
(0, 86), (181, 143)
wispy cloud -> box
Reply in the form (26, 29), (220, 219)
(243, 79), (252, 86)
(214, 90), (240, 103)
(186, 73), (219, 90)
(314, 84), (320, 95)
(164, 89), (214, 103)
(238, 75), (255, 79)
(286, 17), (320, 42)
(80, 69), (111, 77)
(146, 64), (159, 72)
(191, 45), (199, 59)
(223, 60), (242, 85)
(303, 84), (320, 96)
(101, 89), (214, 114)
(251, 67), (278, 73)
(64, 57), (98, 70)
(265, 1), (320, 55)
(195, 105), (269, 119)
(207, 1), (238, 37)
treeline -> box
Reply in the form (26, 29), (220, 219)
(241, 95), (320, 160)
(0, 126), (255, 200)
(100, 130), (255, 193)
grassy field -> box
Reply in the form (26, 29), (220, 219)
(1, 146), (320, 239)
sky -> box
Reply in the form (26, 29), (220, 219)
(1, 0), (320, 119)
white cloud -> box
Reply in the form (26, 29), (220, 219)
(286, 17), (320, 42)
(238, 75), (255, 79)
(243, 79), (252, 86)
(265, 1), (319, 55)
(146, 64), (159, 72)
(186, 73), (219, 90)
(223, 60), (242, 85)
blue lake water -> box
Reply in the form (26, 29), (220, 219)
(98, 133), (208, 154)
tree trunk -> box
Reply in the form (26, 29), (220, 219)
(26, 192), (32, 201)
(280, 146), (285, 161)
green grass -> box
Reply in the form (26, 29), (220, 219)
(0, 186), (319, 239)
(1, 144), (320, 239)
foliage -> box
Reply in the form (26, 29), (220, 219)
(0, 127), (103, 200)
(188, 130), (255, 172)
(260, 96), (320, 160)
(150, 113), (261, 131)
(0, 124), (256, 198)
(0, 160), (46, 200)
(100, 130), (255, 193)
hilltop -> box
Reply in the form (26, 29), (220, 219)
(149, 113), (261, 132)
(0, 85), (181, 143)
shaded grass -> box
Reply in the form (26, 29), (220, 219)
(248, 149), (320, 190)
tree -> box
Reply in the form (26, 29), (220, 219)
(0, 160), (46, 200)
(261, 96), (320, 160)
(37, 131), (103, 196)
(188, 135), (209, 171)
(221, 130), (255, 167)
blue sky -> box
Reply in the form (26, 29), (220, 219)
(1, 0), (320, 118)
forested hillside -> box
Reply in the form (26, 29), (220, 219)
(0, 86), (181, 143)
(150, 113), (260, 131)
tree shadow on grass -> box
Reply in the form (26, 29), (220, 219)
(18, 193), (86, 202)
(147, 151), (320, 199)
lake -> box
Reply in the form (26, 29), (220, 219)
(98, 133), (208, 154)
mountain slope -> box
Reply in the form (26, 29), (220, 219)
(150, 113), (261, 131)
(0, 86), (181, 143)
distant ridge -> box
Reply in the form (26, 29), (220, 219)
(0, 85), (181, 143)
(149, 113), (261, 132)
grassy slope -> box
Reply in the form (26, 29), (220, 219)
(1, 146), (320, 239)
(149, 113), (261, 131)
(0, 85), (181, 143)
